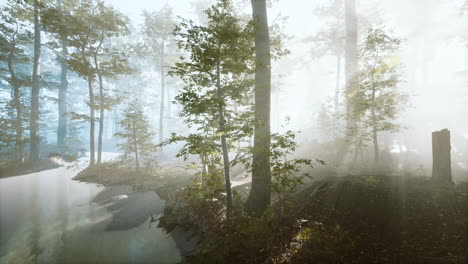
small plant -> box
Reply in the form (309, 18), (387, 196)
(269, 120), (325, 222)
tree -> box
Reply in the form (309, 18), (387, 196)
(0, 103), (17, 157)
(66, 0), (130, 166)
(245, 0), (272, 215)
(115, 100), (156, 171)
(170, 0), (255, 220)
(30, 0), (42, 162)
(41, 0), (75, 149)
(344, 0), (358, 136)
(0, 2), (32, 163)
(140, 5), (176, 146)
(350, 26), (407, 164)
(306, 0), (345, 128)
(91, 5), (131, 164)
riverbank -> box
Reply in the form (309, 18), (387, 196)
(0, 158), (183, 264)
(0, 158), (62, 178)
(73, 161), (192, 190)
(72, 160), (193, 235)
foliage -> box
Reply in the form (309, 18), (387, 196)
(167, 0), (256, 218)
(305, 0), (345, 59)
(316, 99), (342, 143)
(169, 125), (324, 263)
(139, 5), (176, 64)
(170, 0), (255, 136)
(269, 126), (325, 221)
(59, 118), (86, 158)
(138, 4), (179, 143)
(0, 2), (33, 162)
(114, 100), (157, 170)
(347, 26), (408, 162)
(64, 0), (132, 110)
(183, 197), (281, 264)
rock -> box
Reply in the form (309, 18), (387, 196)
(106, 191), (165, 230)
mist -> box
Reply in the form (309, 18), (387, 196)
(0, 0), (467, 263)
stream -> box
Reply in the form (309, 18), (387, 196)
(0, 157), (182, 264)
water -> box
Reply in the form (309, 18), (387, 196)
(0, 158), (182, 264)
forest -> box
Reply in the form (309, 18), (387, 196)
(0, 0), (467, 263)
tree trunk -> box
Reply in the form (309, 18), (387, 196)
(333, 55), (341, 138)
(94, 60), (104, 164)
(432, 129), (452, 183)
(30, 0), (42, 162)
(13, 84), (24, 163)
(371, 87), (379, 164)
(94, 36), (104, 164)
(344, 0), (358, 135)
(97, 88), (104, 164)
(88, 76), (95, 166)
(133, 123), (139, 171)
(246, 0), (272, 215)
(57, 39), (68, 148)
(159, 38), (165, 145)
(167, 71), (172, 135)
(216, 61), (233, 220)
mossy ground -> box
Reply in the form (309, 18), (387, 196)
(288, 176), (468, 263)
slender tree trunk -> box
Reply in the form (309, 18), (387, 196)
(13, 86), (23, 162)
(159, 38), (165, 145)
(30, 0), (42, 162)
(94, 35), (105, 164)
(371, 89), (379, 164)
(167, 72), (172, 134)
(216, 61), (233, 220)
(94, 55), (104, 164)
(246, 0), (272, 215)
(344, 0), (358, 136)
(334, 55), (341, 137)
(133, 123), (139, 171)
(88, 76), (95, 166)
(370, 53), (379, 165)
(97, 86), (104, 164)
(57, 39), (68, 148)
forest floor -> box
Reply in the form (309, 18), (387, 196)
(284, 175), (468, 263)
(157, 174), (468, 264)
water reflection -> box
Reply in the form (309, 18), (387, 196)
(0, 161), (181, 264)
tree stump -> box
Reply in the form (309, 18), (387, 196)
(432, 129), (453, 183)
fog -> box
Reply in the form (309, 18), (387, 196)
(107, 0), (468, 155)
(1, 0), (467, 263)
